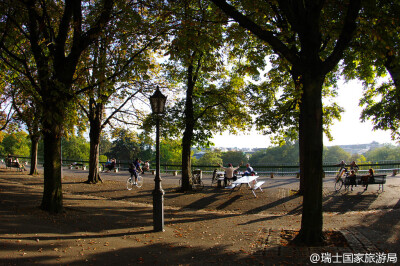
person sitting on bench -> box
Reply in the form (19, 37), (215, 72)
(218, 163), (241, 187)
(142, 161), (150, 174)
(243, 163), (255, 176)
(348, 170), (357, 191)
(362, 168), (374, 191)
(104, 159), (116, 172)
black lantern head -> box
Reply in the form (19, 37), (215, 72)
(150, 86), (167, 114)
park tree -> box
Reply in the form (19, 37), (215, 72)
(196, 150), (223, 166)
(249, 141), (299, 166)
(76, 0), (163, 184)
(0, 89), (16, 132)
(323, 146), (351, 164)
(162, 0), (250, 191)
(0, 0), (114, 213)
(0, 131), (30, 157)
(0, 63), (18, 132)
(61, 134), (90, 161)
(99, 135), (113, 159)
(363, 145), (400, 162)
(342, 1), (400, 141)
(210, 0), (362, 244)
(10, 82), (41, 175)
(159, 138), (184, 165)
(0, 64), (42, 174)
(221, 151), (248, 166)
(106, 128), (141, 163)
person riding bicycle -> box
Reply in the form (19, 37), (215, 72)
(350, 161), (359, 173)
(336, 160), (347, 178)
(129, 158), (142, 185)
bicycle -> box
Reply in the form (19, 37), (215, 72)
(211, 169), (224, 186)
(192, 170), (204, 190)
(126, 174), (143, 190)
(179, 170), (204, 190)
(334, 167), (349, 192)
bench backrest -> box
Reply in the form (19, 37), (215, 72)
(372, 175), (386, 184)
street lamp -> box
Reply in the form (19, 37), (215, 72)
(150, 86), (167, 232)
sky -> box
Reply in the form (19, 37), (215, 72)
(211, 79), (396, 148)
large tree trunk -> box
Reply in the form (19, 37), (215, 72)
(29, 134), (40, 175)
(294, 73), (325, 245)
(87, 124), (102, 184)
(86, 104), (103, 184)
(40, 121), (63, 213)
(181, 126), (194, 191)
(298, 128), (305, 195)
(181, 63), (196, 191)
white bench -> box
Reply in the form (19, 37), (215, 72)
(225, 183), (237, 189)
(251, 181), (265, 197)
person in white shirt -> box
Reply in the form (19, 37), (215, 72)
(218, 163), (241, 186)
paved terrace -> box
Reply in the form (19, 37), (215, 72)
(0, 166), (399, 265)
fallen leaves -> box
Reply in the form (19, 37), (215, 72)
(279, 229), (350, 247)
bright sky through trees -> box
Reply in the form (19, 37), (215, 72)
(211, 79), (396, 148)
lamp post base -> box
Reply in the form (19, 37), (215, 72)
(153, 188), (165, 232)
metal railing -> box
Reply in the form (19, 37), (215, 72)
(2, 155), (400, 177)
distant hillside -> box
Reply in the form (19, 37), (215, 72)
(202, 141), (390, 156)
(335, 141), (383, 155)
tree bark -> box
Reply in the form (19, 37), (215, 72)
(29, 134), (40, 175)
(87, 123), (102, 184)
(385, 55), (400, 90)
(181, 64), (196, 191)
(86, 102), (103, 184)
(294, 73), (325, 245)
(181, 126), (194, 190)
(40, 118), (63, 213)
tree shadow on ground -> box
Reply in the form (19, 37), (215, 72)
(345, 199), (400, 255)
(323, 193), (378, 213)
(244, 192), (301, 215)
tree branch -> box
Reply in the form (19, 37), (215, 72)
(323, 0), (361, 73)
(210, 0), (300, 66)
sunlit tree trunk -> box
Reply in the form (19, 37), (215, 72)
(86, 100), (103, 184)
(181, 63), (196, 191)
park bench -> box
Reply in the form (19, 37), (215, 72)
(355, 174), (387, 192)
(6, 161), (25, 172)
(69, 163), (86, 170)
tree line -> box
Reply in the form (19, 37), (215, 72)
(1, 0), (400, 245)
(2, 130), (399, 168)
